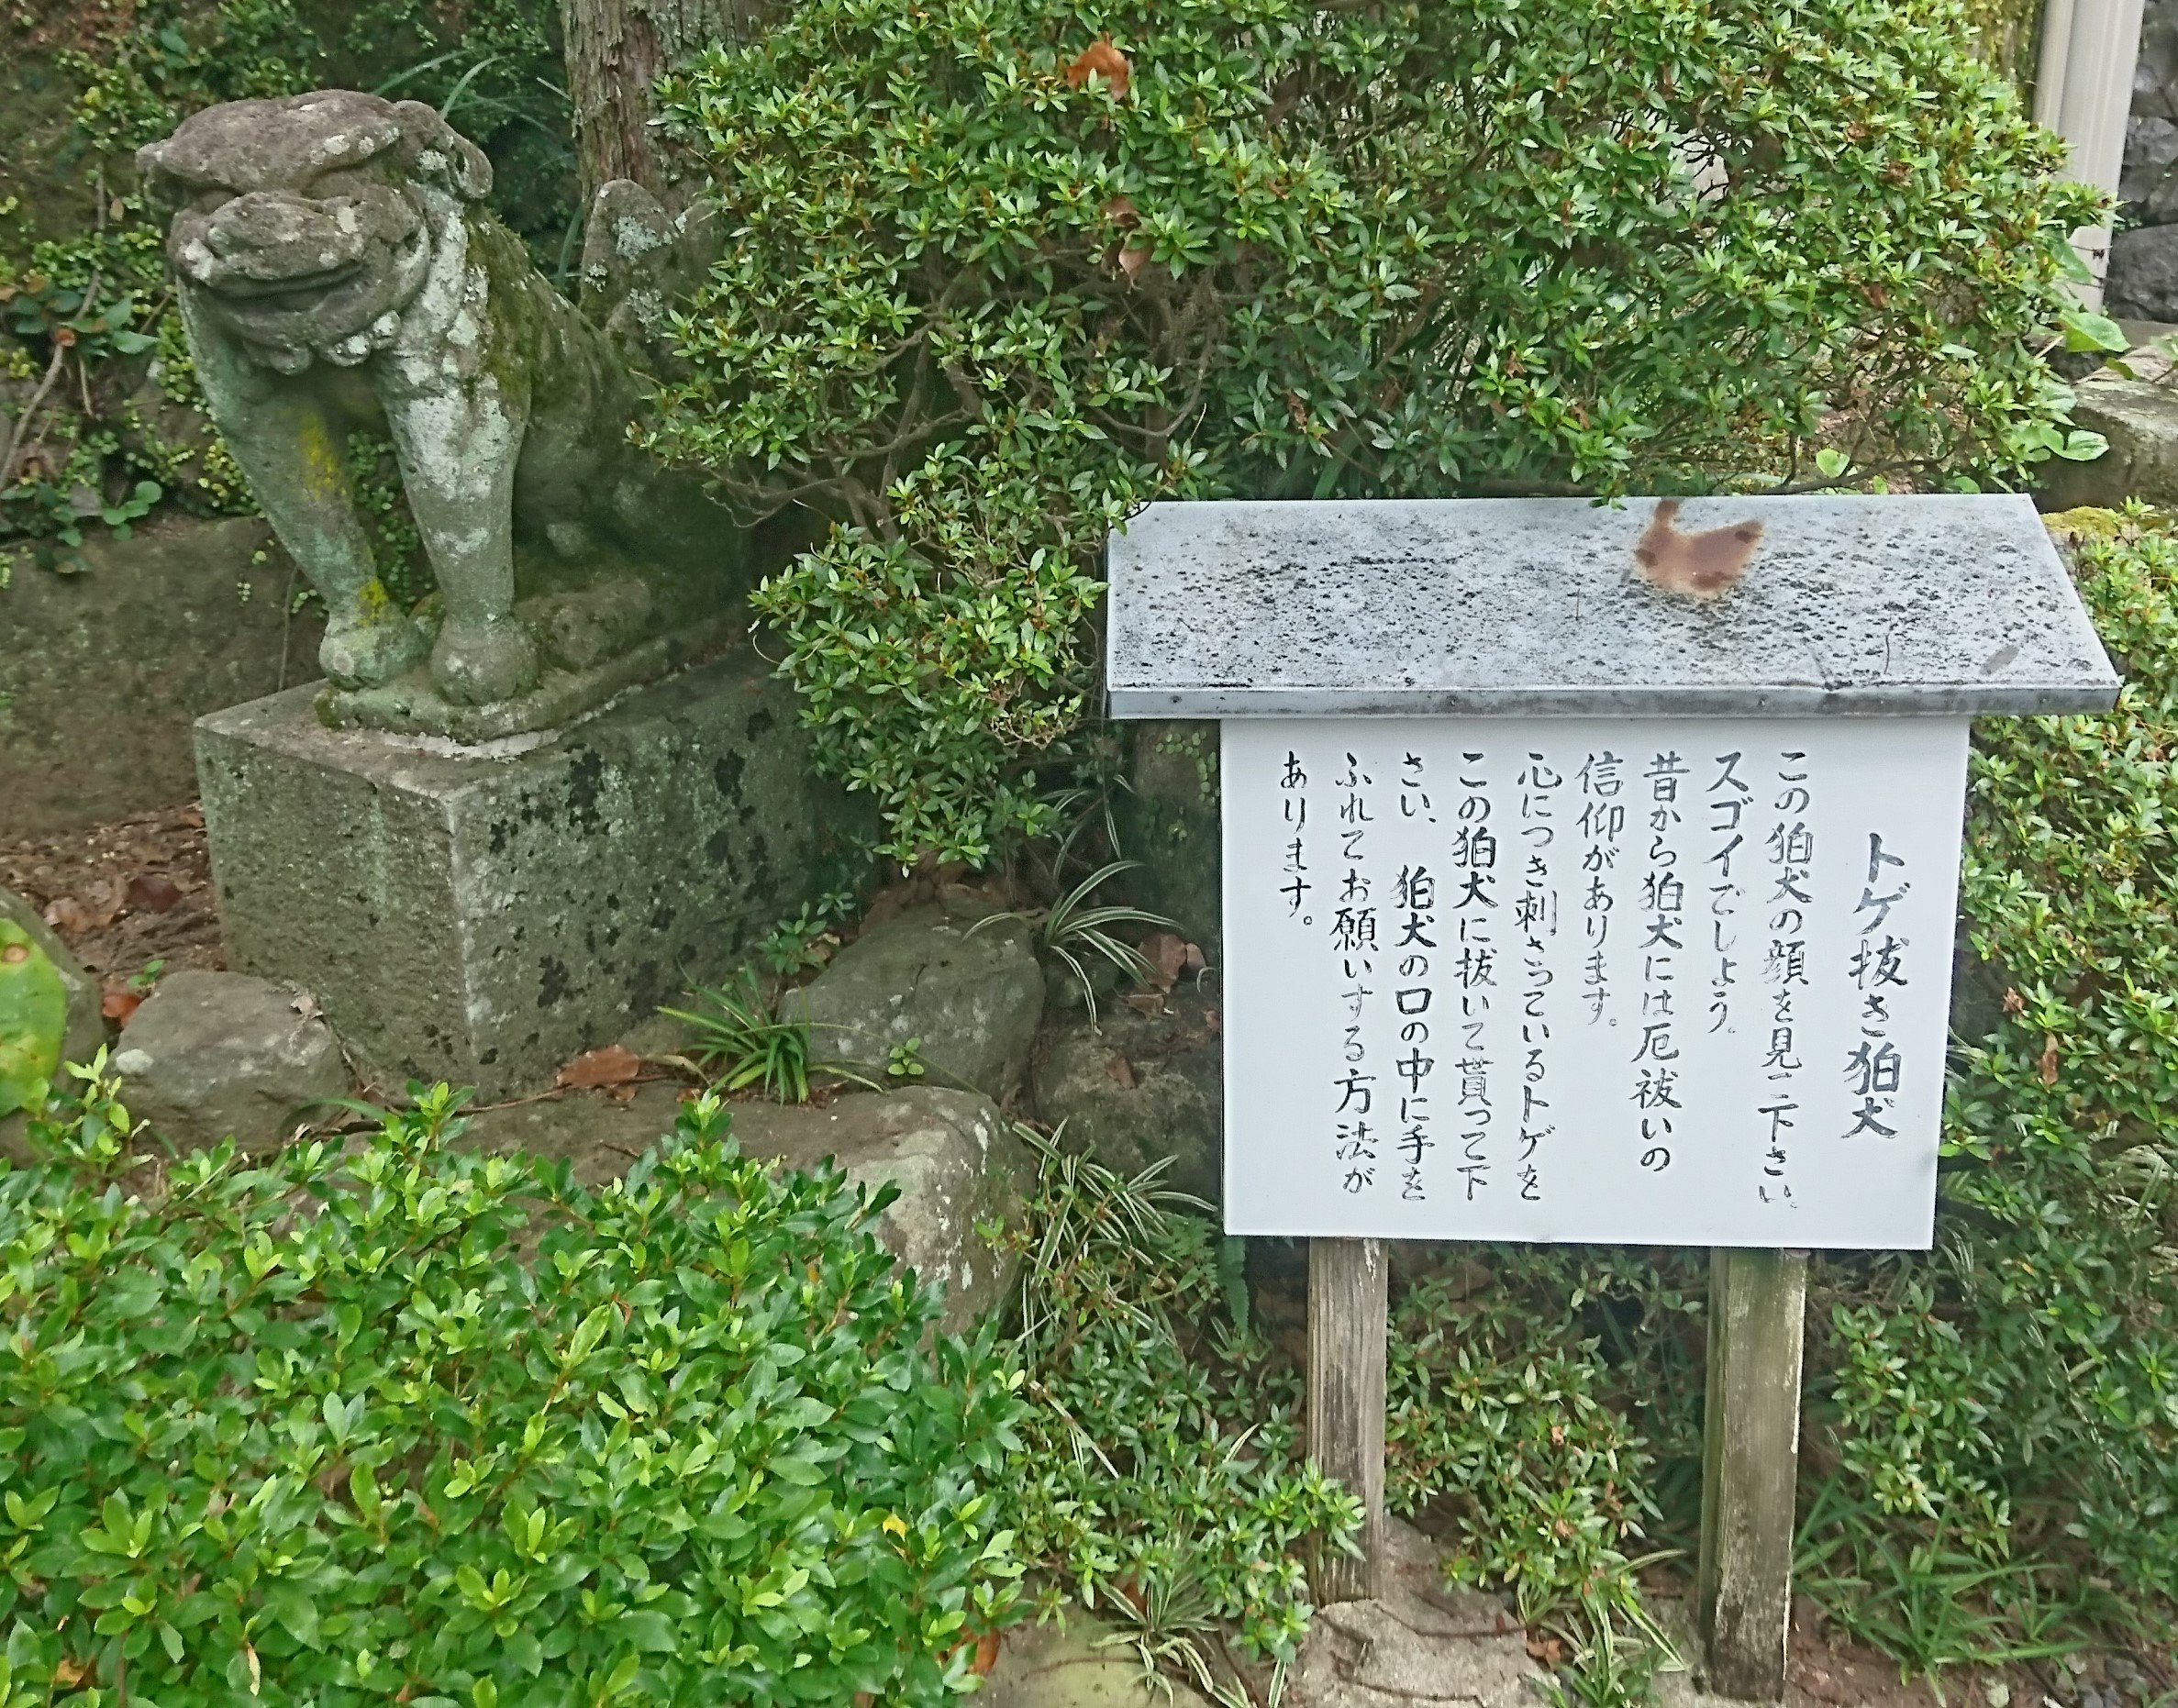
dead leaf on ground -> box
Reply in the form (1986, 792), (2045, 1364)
(43, 896), (93, 935)
(1117, 243), (1151, 281)
(2002, 986), (2025, 1016)
(1524, 1632), (1565, 1668)
(1140, 931), (1193, 991)
(557, 1044), (644, 1089)
(1203, 1006), (1222, 1035)
(102, 985), (142, 1026)
(1124, 991), (1166, 1017)
(125, 871), (184, 914)
(2039, 1034), (2061, 1087)
(1105, 1050), (1136, 1091)
(1102, 194), (1139, 227)
(972, 1632), (1001, 1676)
(1065, 37), (1130, 95)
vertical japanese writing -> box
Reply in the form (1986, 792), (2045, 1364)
(1844, 833), (1911, 1139)
(1577, 751), (1626, 1023)
(1395, 751), (1439, 1201)
(1758, 750), (1814, 1203)
(1453, 750), (1499, 1199)
(1516, 750), (1562, 1202)
(1706, 751), (1750, 1035)
(1632, 751), (1689, 1170)
(1331, 752), (1378, 1195)
(1280, 749), (1312, 924)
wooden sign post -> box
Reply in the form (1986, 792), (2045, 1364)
(1106, 496), (2117, 1697)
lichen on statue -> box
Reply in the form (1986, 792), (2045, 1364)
(139, 90), (741, 741)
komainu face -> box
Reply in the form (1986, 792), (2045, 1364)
(138, 90), (493, 372)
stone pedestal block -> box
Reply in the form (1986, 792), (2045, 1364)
(195, 651), (832, 1099)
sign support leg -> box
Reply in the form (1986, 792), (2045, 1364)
(1697, 1246), (1810, 1702)
(1306, 1236), (1387, 1603)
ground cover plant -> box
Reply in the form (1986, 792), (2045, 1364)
(648, 0), (2107, 863)
(0, 1071), (1026, 1705)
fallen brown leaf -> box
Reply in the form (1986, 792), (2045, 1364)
(558, 1044), (644, 1089)
(42, 896), (91, 935)
(1105, 1050), (1136, 1091)
(2001, 986), (2025, 1015)
(2039, 1034), (2061, 1087)
(1102, 194), (1139, 227)
(1117, 242), (1151, 281)
(1066, 37), (1130, 95)
(1123, 991), (1166, 1017)
(1524, 1632), (1564, 1668)
(102, 986), (142, 1026)
(125, 871), (183, 914)
(972, 1632), (1001, 1676)
(1141, 931), (1190, 991)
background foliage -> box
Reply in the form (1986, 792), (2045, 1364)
(649, 0), (2105, 863)
(0, 0), (569, 582)
(0, 1074), (1026, 1706)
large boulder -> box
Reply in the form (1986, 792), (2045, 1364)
(1032, 988), (1223, 1204)
(789, 900), (1044, 1102)
(735, 1088), (1028, 1330)
(464, 1082), (1028, 1332)
(2038, 359), (2178, 511)
(109, 970), (350, 1152)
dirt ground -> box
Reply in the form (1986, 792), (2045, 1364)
(0, 802), (224, 1008)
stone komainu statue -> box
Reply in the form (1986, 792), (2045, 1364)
(139, 90), (735, 738)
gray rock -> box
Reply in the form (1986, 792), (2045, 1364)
(2109, 224), (2178, 322)
(109, 970), (350, 1152)
(2038, 361), (2178, 509)
(790, 900), (1045, 1102)
(735, 1088), (1028, 1330)
(0, 887), (102, 1073)
(2124, 115), (2178, 208)
(463, 1083), (1027, 1332)
(1032, 990), (1223, 1204)
(1285, 1520), (1543, 1708)
(978, 1619), (1211, 1708)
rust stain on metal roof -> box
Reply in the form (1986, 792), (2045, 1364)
(1632, 499), (1763, 598)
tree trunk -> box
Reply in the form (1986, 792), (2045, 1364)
(561, 0), (763, 198)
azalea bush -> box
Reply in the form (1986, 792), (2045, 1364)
(649, 0), (2105, 863)
(0, 1073), (1026, 1705)
(1798, 507), (2178, 1666)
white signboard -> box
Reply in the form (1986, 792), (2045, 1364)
(1222, 716), (1969, 1248)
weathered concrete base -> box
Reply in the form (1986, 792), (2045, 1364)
(195, 650), (837, 1099)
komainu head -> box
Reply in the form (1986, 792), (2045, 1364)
(138, 90), (494, 373)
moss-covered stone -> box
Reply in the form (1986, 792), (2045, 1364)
(194, 648), (850, 1098)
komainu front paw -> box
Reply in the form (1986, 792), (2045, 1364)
(431, 616), (540, 705)
(320, 605), (428, 688)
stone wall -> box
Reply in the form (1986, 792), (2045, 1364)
(2111, 0), (2178, 318)
(0, 515), (319, 837)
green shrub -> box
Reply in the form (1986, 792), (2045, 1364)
(1799, 506), (2178, 1664)
(1001, 1133), (1360, 1689)
(0, 1071), (1027, 1705)
(650, 0), (2101, 863)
